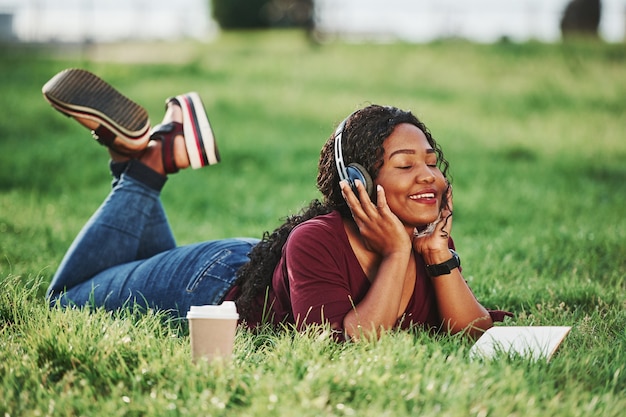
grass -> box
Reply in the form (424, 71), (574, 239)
(1, 31), (625, 416)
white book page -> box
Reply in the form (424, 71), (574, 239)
(470, 326), (572, 362)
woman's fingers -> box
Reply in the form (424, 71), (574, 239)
(443, 183), (453, 214)
(375, 184), (387, 209)
(340, 180), (360, 213)
(341, 180), (409, 252)
(341, 180), (375, 217)
(435, 185), (454, 239)
(413, 184), (455, 252)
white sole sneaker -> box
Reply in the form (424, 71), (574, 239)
(173, 92), (220, 169)
(42, 68), (150, 155)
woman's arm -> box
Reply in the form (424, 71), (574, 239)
(424, 253), (493, 337)
(414, 187), (493, 338)
(340, 181), (414, 340)
(342, 250), (411, 340)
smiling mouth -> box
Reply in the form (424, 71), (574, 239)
(410, 192), (435, 200)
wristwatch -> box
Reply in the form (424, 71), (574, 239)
(425, 249), (461, 277)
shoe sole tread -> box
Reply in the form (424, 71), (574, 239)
(42, 68), (149, 140)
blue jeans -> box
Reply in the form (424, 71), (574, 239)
(47, 160), (258, 318)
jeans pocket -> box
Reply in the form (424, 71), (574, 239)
(185, 249), (239, 294)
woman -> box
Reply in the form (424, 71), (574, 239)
(44, 69), (507, 341)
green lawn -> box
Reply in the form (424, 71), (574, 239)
(1, 31), (625, 416)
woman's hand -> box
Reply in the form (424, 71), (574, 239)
(340, 179), (411, 256)
(412, 184), (455, 265)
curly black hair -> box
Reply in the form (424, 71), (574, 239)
(234, 104), (450, 321)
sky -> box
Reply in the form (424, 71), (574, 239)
(1, 0), (214, 42)
(0, 0), (624, 43)
(316, 0), (626, 42)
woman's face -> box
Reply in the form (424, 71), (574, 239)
(375, 123), (448, 232)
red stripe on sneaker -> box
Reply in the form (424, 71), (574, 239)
(181, 96), (209, 167)
(180, 98), (201, 155)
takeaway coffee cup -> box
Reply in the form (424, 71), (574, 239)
(187, 301), (239, 362)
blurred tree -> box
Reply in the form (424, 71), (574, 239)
(211, 0), (313, 30)
(560, 0), (602, 39)
(212, 0), (270, 29)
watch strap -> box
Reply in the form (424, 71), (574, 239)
(425, 249), (460, 277)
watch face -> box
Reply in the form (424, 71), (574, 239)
(451, 250), (460, 267)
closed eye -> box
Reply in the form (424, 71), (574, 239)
(426, 157), (438, 168)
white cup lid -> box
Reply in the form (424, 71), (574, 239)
(186, 301), (239, 320)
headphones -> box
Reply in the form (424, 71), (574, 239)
(333, 111), (376, 201)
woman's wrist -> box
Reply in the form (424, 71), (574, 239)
(422, 248), (455, 266)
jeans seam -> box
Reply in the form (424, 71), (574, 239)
(185, 249), (235, 293)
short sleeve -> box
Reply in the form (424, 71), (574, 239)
(283, 219), (368, 332)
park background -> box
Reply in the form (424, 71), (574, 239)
(1, 0), (626, 43)
(1, 1), (625, 416)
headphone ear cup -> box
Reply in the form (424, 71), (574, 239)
(347, 163), (375, 201)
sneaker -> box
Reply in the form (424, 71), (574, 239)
(42, 68), (150, 156)
(168, 92), (220, 169)
(149, 92), (220, 174)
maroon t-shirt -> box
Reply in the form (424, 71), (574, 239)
(228, 211), (441, 332)
(273, 211), (443, 332)
(226, 210), (510, 335)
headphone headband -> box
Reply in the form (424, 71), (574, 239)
(333, 111), (357, 183)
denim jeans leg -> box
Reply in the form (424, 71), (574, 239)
(56, 238), (259, 318)
(47, 173), (174, 299)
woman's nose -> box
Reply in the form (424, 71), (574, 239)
(416, 165), (436, 183)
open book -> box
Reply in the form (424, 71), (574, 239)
(470, 326), (572, 362)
